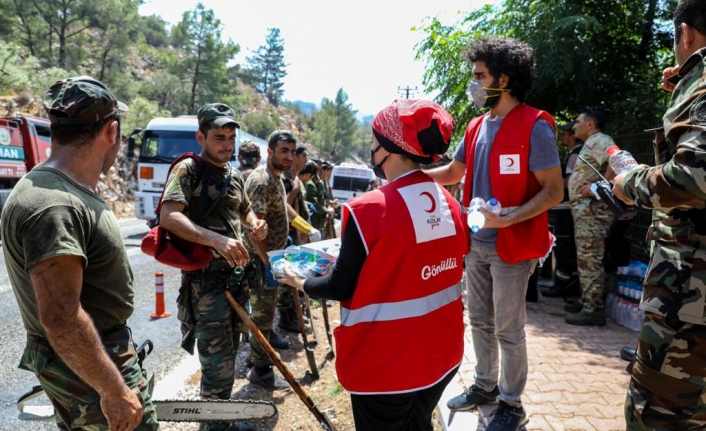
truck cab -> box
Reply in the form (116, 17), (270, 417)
(131, 116), (268, 220)
(0, 115), (52, 208)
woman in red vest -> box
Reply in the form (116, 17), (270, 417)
(278, 99), (468, 431)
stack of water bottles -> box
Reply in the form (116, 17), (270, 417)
(268, 245), (336, 279)
(605, 260), (648, 331)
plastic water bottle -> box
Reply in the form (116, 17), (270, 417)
(607, 145), (639, 175)
(467, 198), (502, 233)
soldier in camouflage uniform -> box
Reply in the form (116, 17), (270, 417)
(320, 161), (340, 238)
(565, 106), (615, 326)
(1, 76), (158, 430)
(160, 103), (267, 431)
(306, 160), (333, 235)
(243, 130), (298, 390)
(613, 1), (706, 428)
(237, 140), (261, 181)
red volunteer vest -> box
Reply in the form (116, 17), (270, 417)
(335, 170), (467, 394)
(462, 104), (555, 264)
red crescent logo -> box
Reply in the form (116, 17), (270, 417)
(420, 191), (436, 213)
(506, 157), (515, 167)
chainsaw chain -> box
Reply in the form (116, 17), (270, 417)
(156, 398), (276, 424)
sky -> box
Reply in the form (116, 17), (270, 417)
(138, 0), (500, 118)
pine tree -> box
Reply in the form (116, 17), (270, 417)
(171, 3), (239, 114)
(247, 28), (288, 105)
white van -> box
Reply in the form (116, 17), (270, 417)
(329, 163), (376, 202)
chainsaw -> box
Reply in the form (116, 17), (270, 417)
(17, 340), (277, 424)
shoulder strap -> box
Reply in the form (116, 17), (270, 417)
(154, 152), (204, 217)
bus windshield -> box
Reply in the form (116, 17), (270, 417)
(139, 130), (201, 162)
(332, 176), (370, 193)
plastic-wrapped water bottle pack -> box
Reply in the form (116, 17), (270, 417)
(268, 245), (336, 279)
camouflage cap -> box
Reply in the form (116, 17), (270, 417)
(238, 140), (260, 157)
(43, 76), (128, 125)
(197, 103), (240, 129)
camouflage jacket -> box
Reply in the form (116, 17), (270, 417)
(162, 158), (250, 241)
(243, 166), (289, 252)
(567, 132), (614, 203)
(620, 47), (706, 324)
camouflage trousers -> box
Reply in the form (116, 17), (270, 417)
(18, 326), (158, 430)
(625, 312), (706, 430)
(570, 198), (614, 313)
(181, 265), (249, 404)
(248, 253), (294, 367)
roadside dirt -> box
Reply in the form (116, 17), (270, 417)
(156, 298), (445, 431)
(158, 300), (356, 431)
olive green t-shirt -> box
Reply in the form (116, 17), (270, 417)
(1, 167), (134, 337)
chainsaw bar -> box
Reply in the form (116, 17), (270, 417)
(155, 399), (276, 423)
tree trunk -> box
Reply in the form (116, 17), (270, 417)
(637, 0), (657, 61)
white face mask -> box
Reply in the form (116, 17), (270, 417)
(466, 79), (509, 109)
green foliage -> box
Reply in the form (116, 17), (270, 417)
(245, 28), (288, 105)
(239, 112), (282, 140)
(136, 15), (171, 48)
(30, 0), (102, 70)
(310, 88), (360, 162)
(0, 0), (362, 154)
(0, 40), (71, 95)
(122, 95), (172, 137)
(415, 0), (678, 135)
(171, 3), (240, 113)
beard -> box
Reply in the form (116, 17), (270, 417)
(101, 127), (121, 174)
(485, 78), (503, 109)
(270, 155), (291, 173)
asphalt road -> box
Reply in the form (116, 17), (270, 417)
(0, 218), (192, 430)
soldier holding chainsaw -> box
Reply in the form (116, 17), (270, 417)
(1, 76), (159, 430)
(160, 103), (267, 431)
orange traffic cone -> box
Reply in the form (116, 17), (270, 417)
(150, 271), (172, 319)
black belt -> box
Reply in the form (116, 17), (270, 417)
(188, 259), (257, 274)
(27, 323), (127, 345)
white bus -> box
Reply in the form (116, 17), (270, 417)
(329, 163), (376, 203)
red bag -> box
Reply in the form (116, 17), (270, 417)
(141, 225), (213, 271)
(140, 153), (214, 271)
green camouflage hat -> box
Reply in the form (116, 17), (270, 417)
(197, 103), (240, 129)
(43, 76), (128, 125)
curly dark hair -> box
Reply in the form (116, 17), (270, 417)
(464, 37), (536, 102)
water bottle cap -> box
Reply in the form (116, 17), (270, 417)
(606, 145), (620, 156)
(488, 198), (498, 206)
(467, 210), (485, 231)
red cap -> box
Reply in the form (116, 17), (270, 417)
(606, 145), (620, 156)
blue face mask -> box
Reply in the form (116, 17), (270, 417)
(369, 144), (389, 180)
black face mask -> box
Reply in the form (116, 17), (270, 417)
(370, 144), (389, 180)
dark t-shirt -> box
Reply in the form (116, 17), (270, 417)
(1, 167), (134, 337)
